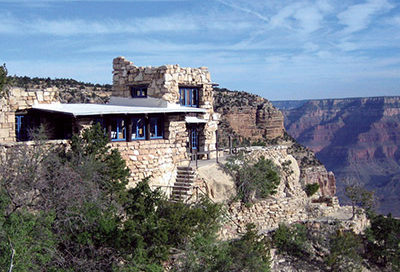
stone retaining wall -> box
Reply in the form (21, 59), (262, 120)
(221, 197), (310, 239)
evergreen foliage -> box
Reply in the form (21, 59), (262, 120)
(365, 214), (400, 271)
(0, 125), (271, 271)
(345, 185), (375, 218)
(224, 152), (280, 203)
(272, 223), (309, 257)
(173, 223), (271, 272)
(305, 183), (320, 197)
(0, 63), (10, 98)
(326, 230), (363, 272)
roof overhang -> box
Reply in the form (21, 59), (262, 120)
(185, 116), (208, 124)
(32, 103), (206, 117)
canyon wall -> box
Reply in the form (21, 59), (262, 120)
(213, 88), (336, 198)
(213, 88), (284, 144)
(273, 97), (400, 216)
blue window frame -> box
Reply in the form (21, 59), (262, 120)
(132, 117), (146, 140)
(179, 87), (199, 107)
(131, 86), (147, 98)
(191, 129), (198, 150)
(111, 118), (126, 141)
(150, 116), (163, 139)
(15, 114), (31, 141)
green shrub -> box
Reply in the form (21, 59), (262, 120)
(173, 223), (271, 272)
(326, 230), (363, 272)
(305, 183), (320, 197)
(224, 153), (280, 203)
(272, 223), (308, 257)
(364, 214), (400, 271)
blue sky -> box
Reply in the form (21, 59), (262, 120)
(1, 0), (399, 100)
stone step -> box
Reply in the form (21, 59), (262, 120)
(176, 173), (195, 178)
(173, 182), (193, 187)
(172, 186), (191, 191)
(177, 168), (195, 173)
(175, 178), (194, 183)
(177, 166), (194, 171)
(176, 174), (195, 178)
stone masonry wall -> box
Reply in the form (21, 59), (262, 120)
(112, 57), (218, 155)
(0, 87), (59, 142)
(110, 114), (189, 190)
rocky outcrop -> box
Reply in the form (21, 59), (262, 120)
(273, 96), (400, 216)
(301, 166), (336, 197)
(213, 88), (336, 198)
(196, 146), (367, 240)
(213, 88), (284, 144)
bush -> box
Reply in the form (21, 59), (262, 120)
(305, 183), (320, 197)
(272, 223), (308, 257)
(173, 223), (271, 272)
(224, 152), (280, 203)
(326, 230), (363, 272)
(364, 214), (400, 271)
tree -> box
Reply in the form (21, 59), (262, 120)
(326, 230), (363, 272)
(224, 152), (280, 203)
(344, 184), (375, 219)
(0, 63), (10, 98)
(364, 214), (400, 271)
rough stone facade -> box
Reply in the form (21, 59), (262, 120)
(109, 114), (189, 190)
(0, 87), (59, 142)
(112, 57), (218, 155)
(0, 57), (220, 189)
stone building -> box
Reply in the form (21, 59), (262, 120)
(0, 57), (219, 190)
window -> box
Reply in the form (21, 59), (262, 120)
(191, 128), (198, 150)
(132, 117), (146, 140)
(179, 87), (199, 107)
(15, 114), (31, 141)
(131, 86), (147, 98)
(150, 116), (163, 139)
(111, 118), (126, 141)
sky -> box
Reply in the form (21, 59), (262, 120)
(0, 0), (399, 100)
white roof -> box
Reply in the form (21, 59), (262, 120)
(32, 103), (206, 117)
(185, 116), (208, 123)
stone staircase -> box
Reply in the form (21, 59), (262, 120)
(171, 166), (196, 202)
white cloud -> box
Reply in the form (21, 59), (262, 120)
(215, 0), (270, 23)
(0, 12), (255, 36)
(293, 6), (324, 33)
(337, 0), (394, 34)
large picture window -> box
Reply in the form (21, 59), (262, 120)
(179, 87), (199, 107)
(132, 117), (146, 140)
(111, 118), (126, 141)
(150, 116), (163, 139)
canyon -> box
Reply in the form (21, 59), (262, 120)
(273, 97), (400, 216)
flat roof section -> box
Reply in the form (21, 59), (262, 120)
(185, 116), (208, 123)
(32, 103), (206, 117)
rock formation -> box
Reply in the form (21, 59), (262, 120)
(213, 88), (284, 144)
(273, 97), (400, 216)
(213, 88), (336, 199)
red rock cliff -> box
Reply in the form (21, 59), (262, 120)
(275, 96), (400, 216)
